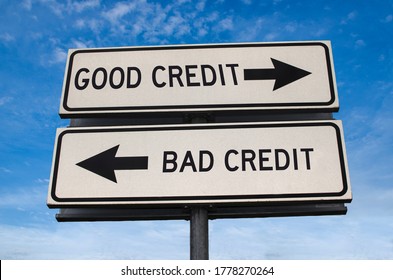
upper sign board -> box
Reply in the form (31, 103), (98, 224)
(47, 121), (351, 207)
(59, 41), (338, 117)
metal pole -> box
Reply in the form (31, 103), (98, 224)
(188, 115), (210, 260)
(190, 207), (209, 260)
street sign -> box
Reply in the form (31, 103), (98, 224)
(59, 41), (338, 117)
(47, 121), (351, 207)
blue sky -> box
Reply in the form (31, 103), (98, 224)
(0, 0), (392, 259)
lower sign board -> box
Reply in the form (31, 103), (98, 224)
(47, 121), (351, 207)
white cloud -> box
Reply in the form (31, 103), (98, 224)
(71, 40), (87, 49)
(382, 14), (392, 23)
(21, 0), (33, 10)
(51, 47), (68, 64)
(42, 0), (66, 17)
(102, 1), (138, 24)
(313, 28), (327, 37)
(214, 17), (234, 32)
(234, 17), (265, 41)
(86, 19), (103, 34)
(347, 11), (357, 20)
(163, 14), (188, 37)
(196, 0), (206, 11)
(355, 39), (366, 48)
(35, 178), (50, 184)
(74, 19), (85, 28)
(0, 221), (189, 259)
(0, 33), (15, 43)
(0, 96), (13, 106)
(241, 0), (252, 5)
(97, 0), (239, 44)
(0, 186), (47, 209)
(22, 0), (100, 15)
(210, 205), (393, 259)
(341, 11), (357, 24)
(70, 39), (94, 49)
(285, 22), (297, 33)
(264, 32), (278, 41)
(0, 167), (12, 173)
(69, 0), (100, 13)
(39, 45), (67, 66)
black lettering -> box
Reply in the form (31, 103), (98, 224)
(226, 64), (239, 85)
(242, 149), (256, 171)
(259, 149), (273, 171)
(201, 65), (216, 86)
(92, 67), (107, 89)
(180, 151), (197, 172)
(74, 68), (90, 90)
(185, 65), (200, 86)
(218, 64), (225, 85)
(109, 67), (124, 89)
(225, 149), (238, 171)
(275, 149), (290, 170)
(169, 65), (184, 87)
(163, 151), (177, 172)
(152, 66), (166, 88)
(293, 149), (298, 170)
(199, 150), (214, 172)
(127, 66), (141, 88)
(301, 148), (314, 170)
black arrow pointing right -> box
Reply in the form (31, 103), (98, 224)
(76, 145), (148, 183)
(244, 58), (311, 91)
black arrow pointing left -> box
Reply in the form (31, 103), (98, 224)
(76, 145), (148, 183)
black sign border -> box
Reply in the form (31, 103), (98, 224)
(49, 122), (350, 207)
(61, 42), (337, 117)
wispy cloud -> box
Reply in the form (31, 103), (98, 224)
(381, 14), (392, 23)
(0, 167), (12, 173)
(102, 1), (138, 24)
(48, 47), (67, 65)
(241, 0), (252, 5)
(355, 39), (366, 48)
(35, 178), (50, 184)
(0, 33), (15, 43)
(22, 0), (100, 15)
(70, 0), (100, 13)
(0, 221), (189, 259)
(211, 207), (393, 259)
(21, 0), (32, 10)
(214, 17), (234, 32)
(341, 11), (358, 24)
(70, 39), (94, 49)
(0, 186), (47, 209)
(0, 96), (13, 107)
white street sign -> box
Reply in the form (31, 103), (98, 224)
(47, 121), (351, 207)
(59, 41), (338, 116)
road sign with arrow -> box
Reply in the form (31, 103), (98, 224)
(47, 121), (351, 207)
(76, 145), (149, 183)
(59, 41), (338, 117)
(244, 58), (312, 91)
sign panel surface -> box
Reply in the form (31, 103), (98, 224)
(48, 121), (351, 207)
(60, 41), (338, 116)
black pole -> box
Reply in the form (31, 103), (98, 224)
(190, 207), (209, 260)
(188, 115), (210, 260)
